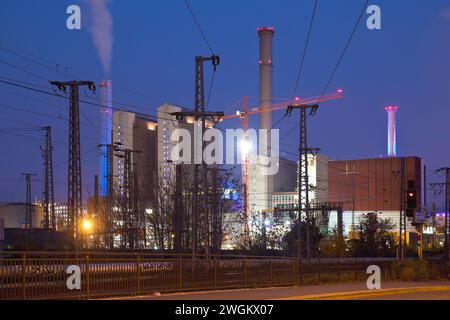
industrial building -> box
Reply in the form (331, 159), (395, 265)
(112, 110), (158, 206)
(0, 203), (70, 250)
(327, 156), (422, 235)
(272, 154), (329, 211)
(0, 203), (44, 229)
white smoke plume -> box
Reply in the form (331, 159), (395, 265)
(86, 0), (114, 76)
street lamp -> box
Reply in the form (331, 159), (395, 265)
(82, 218), (93, 233)
(240, 139), (251, 157)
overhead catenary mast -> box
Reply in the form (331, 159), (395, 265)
(41, 126), (55, 230)
(50, 80), (96, 244)
(22, 173), (37, 229)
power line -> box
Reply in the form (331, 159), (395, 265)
(0, 75), (239, 149)
(0, 98), (192, 153)
(0, 130), (66, 146)
(260, 1), (319, 142)
(0, 77), (163, 121)
(291, 0), (319, 100)
(206, 68), (216, 109)
(319, 0), (369, 99)
(0, 42), (164, 104)
(183, 0), (215, 54)
(281, 0), (369, 141)
(0, 58), (50, 83)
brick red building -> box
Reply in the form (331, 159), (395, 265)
(328, 157), (422, 212)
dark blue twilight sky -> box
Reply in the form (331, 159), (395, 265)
(0, 1), (449, 205)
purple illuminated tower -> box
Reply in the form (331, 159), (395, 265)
(100, 80), (113, 196)
(385, 105), (399, 157)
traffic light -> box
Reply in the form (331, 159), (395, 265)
(406, 180), (417, 209)
(405, 180), (417, 218)
(407, 190), (417, 208)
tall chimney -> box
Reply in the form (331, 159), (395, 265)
(385, 105), (399, 157)
(258, 27), (274, 136)
(100, 80), (113, 196)
(257, 26), (275, 211)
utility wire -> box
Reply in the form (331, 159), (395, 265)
(183, 0), (215, 54)
(0, 78), (163, 122)
(291, 0), (319, 100)
(318, 0), (369, 99)
(182, 0), (218, 111)
(281, 0), (369, 141)
(0, 76), (232, 125)
(206, 68), (216, 109)
(0, 42), (163, 104)
(0, 58), (50, 83)
(260, 0), (319, 141)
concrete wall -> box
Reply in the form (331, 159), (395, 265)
(273, 158), (297, 193)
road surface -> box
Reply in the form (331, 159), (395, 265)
(114, 281), (450, 300)
(359, 290), (450, 300)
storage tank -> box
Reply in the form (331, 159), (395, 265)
(0, 203), (44, 229)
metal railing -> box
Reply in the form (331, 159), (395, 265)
(0, 252), (447, 300)
(0, 252), (299, 299)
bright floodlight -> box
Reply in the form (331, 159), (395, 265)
(82, 219), (93, 232)
(240, 140), (251, 156)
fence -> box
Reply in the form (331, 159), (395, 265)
(0, 252), (447, 300)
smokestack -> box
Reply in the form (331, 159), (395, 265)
(385, 105), (399, 157)
(100, 80), (113, 196)
(258, 27), (274, 134)
(256, 26), (275, 211)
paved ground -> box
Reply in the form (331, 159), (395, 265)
(359, 290), (450, 300)
(116, 281), (450, 300)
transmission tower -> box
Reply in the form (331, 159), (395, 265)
(22, 173), (37, 229)
(115, 148), (141, 250)
(50, 80), (96, 243)
(94, 174), (100, 248)
(430, 167), (450, 261)
(41, 126), (55, 230)
(171, 54), (223, 255)
(286, 104), (320, 260)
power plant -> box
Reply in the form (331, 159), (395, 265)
(2, 1), (450, 303)
(0, 22), (441, 264)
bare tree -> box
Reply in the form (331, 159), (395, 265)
(148, 167), (175, 250)
(209, 168), (239, 254)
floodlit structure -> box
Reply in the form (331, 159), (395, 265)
(157, 104), (182, 187)
(248, 27), (275, 214)
(99, 80), (113, 196)
(112, 110), (158, 205)
(385, 105), (399, 157)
